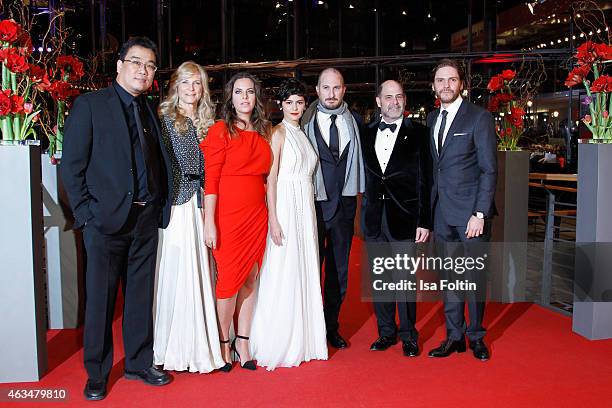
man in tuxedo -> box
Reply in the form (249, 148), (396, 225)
(60, 37), (173, 400)
(361, 80), (431, 357)
(426, 59), (497, 361)
(303, 68), (365, 349)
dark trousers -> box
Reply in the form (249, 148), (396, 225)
(365, 206), (418, 342)
(433, 205), (488, 342)
(316, 197), (356, 335)
(82, 203), (159, 381)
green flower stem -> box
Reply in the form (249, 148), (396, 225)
(10, 71), (16, 92)
(583, 79), (598, 137)
(1, 61), (9, 89)
(1, 62), (12, 140)
(55, 101), (65, 153)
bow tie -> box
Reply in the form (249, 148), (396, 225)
(378, 121), (397, 132)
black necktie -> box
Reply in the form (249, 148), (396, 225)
(378, 121), (397, 132)
(329, 114), (339, 161)
(132, 97), (159, 197)
(437, 110), (448, 154)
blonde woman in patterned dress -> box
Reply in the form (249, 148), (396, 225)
(153, 61), (225, 373)
(250, 78), (328, 370)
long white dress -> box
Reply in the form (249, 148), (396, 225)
(250, 120), (328, 370)
(153, 117), (225, 373)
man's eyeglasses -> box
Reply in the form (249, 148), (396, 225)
(121, 59), (158, 73)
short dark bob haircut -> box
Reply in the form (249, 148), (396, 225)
(277, 78), (308, 102)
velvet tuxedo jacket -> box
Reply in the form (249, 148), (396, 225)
(426, 99), (497, 227)
(361, 116), (432, 240)
(60, 85), (173, 234)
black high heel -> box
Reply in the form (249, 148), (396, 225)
(219, 338), (233, 372)
(230, 335), (257, 370)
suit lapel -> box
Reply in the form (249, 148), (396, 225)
(429, 109), (439, 159)
(439, 99), (467, 159)
(385, 118), (410, 174)
(104, 87), (131, 163)
(365, 119), (384, 175)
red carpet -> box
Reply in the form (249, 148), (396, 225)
(4, 238), (612, 407)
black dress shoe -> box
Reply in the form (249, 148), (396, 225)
(469, 339), (490, 361)
(428, 338), (466, 358)
(124, 366), (171, 386)
(83, 379), (107, 401)
(327, 332), (348, 349)
(402, 340), (419, 357)
(370, 336), (397, 351)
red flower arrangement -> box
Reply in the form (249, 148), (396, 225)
(0, 19), (38, 141)
(565, 41), (612, 140)
(0, 15), (83, 159)
(486, 69), (525, 150)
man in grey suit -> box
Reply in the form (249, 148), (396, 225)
(426, 59), (497, 361)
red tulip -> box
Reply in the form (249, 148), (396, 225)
(565, 64), (591, 87)
(487, 75), (505, 92)
(501, 69), (516, 81)
(24, 102), (33, 114)
(0, 89), (11, 116)
(9, 94), (24, 114)
(0, 19), (21, 43)
(56, 55), (85, 82)
(5, 49), (29, 73)
(576, 41), (598, 66)
(590, 75), (610, 93)
(595, 43), (612, 61)
(48, 80), (79, 101)
(497, 93), (514, 104)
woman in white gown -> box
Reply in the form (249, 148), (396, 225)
(153, 61), (225, 373)
(250, 78), (328, 370)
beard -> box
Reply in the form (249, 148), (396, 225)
(382, 105), (403, 121)
(322, 98), (342, 109)
(436, 89), (460, 104)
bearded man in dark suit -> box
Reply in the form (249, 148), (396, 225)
(361, 80), (432, 357)
(426, 59), (497, 362)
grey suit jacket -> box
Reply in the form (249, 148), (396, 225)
(426, 99), (497, 227)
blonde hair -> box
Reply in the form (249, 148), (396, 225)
(158, 61), (215, 140)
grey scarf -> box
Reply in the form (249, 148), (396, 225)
(304, 101), (365, 200)
(317, 100), (348, 116)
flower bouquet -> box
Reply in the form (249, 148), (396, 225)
(486, 69), (526, 151)
(0, 19), (39, 141)
(565, 41), (612, 141)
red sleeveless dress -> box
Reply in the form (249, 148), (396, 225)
(200, 121), (272, 299)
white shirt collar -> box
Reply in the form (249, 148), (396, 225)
(380, 116), (404, 127)
(440, 95), (463, 116)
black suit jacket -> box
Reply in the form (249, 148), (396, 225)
(60, 85), (172, 234)
(361, 117), (432, 240)
(426, 99), (497, 227)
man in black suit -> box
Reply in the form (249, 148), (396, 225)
(426, 59), (497, 361)
(361, 80), (432, 357)
(303, 68), (365, 349)
(60, 37), (172, 400)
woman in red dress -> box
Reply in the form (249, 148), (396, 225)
(200, 72), (272, 371)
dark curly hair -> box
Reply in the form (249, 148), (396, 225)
(221, 72), (271, 140)
(277, 78), (307, 102)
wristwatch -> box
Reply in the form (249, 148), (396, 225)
(473, 211), (485, 219)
